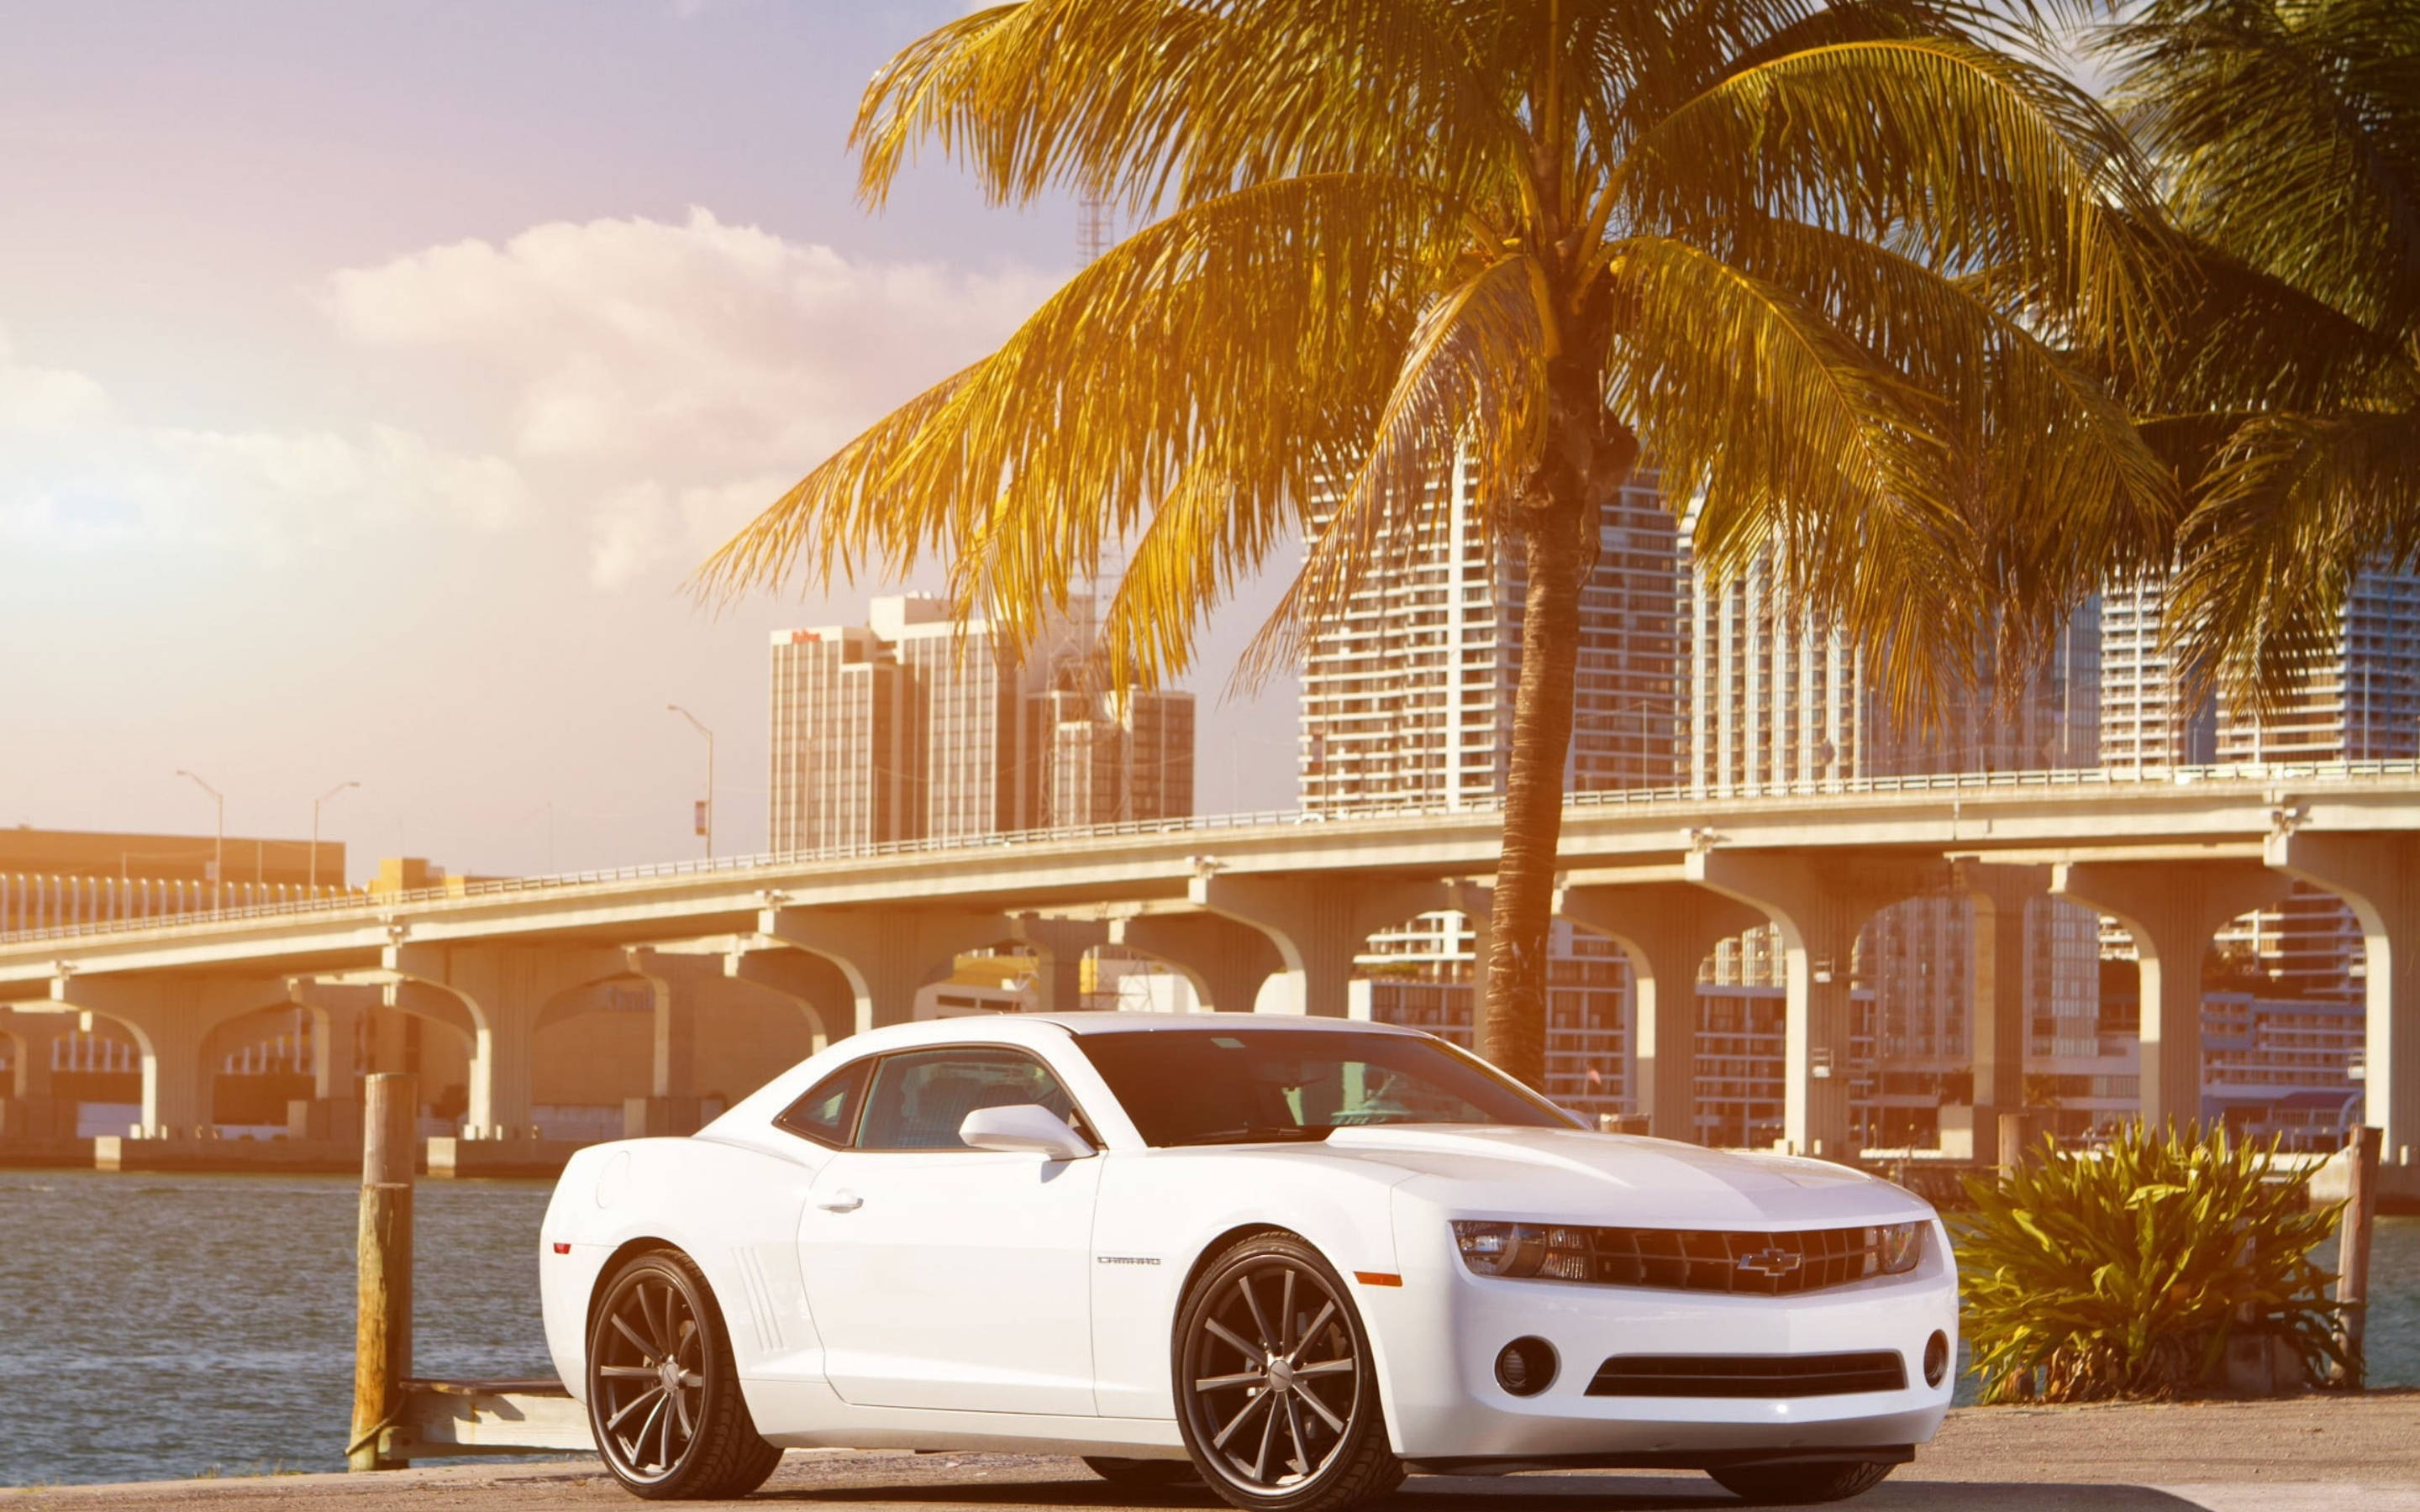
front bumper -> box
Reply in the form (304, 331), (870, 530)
(1365, 1220), (1957, 1463)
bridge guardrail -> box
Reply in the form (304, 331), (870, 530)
(5, 759), (2418, 947)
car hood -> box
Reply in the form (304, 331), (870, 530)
(1317, 1125), (1931, 1228)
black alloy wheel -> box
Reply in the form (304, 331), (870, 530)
(587, 1249), (783, 1500)
(1174, 1233), (1402, 1512)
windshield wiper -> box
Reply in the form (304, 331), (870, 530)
(1161, 1125), (1333, 1147)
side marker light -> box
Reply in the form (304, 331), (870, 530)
(551, 1242), (571, 1255)
(1354, 1271), (1403, 1287)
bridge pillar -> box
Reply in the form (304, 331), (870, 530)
(758, 906), (1016, 1032)
(387, 943), (626, 1141)
(50, 973), (290, 1142)
(1954, 863), (2050, 1166)
(0, 1006), (74, 1139)
(285, 979), (376, 1145)
(1109, 911), (1284, 1012)
(1556, 880), (1766, 1142)
(2052, 859), (2290, 1131)
(1687, 852), (1938, 1159)
(1011, 915), (1110, 1013)
(2, 1005), (69, 1099)
(2265, 832), (2420, 1165)
(1190, 874), (1458, 1016)
(725, 943), (847, 1049)
(624, 947), (718, 1137)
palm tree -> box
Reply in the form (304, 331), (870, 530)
(701, 0), (2170, 1089)
(2096, 0), (2420, 712)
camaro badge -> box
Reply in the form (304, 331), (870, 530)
(1097, 1254), (1161, 1266)
(1737, 1247), (1804, 1278)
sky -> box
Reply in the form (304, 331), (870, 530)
(0, 0), (1302, 884)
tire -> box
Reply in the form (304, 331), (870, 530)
(1173, 1232), (1403, 1512)
(1708, 1459), (1897, 1504)
(586, 1248), (784, 1500)
(1083, 1456), (1202, 1489)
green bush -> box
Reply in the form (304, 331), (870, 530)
(1956, 1122), (2345, 1402)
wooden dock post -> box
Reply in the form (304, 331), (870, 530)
(348, 1074), (416, 1471)
(2333, 1124), (2383, 1389)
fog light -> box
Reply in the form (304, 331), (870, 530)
(1923, 1331), (1950, 1388)
(1494, 1336), (1556, 1397)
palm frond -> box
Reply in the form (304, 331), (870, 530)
(2103, 0), (2420, 333)
(1620, 34), (2170, 370)
(690, 364), (976, 601)
(1713, 213), (2177, 654)
(1604, 233), (1974, 714)
(1242, 253), (1549, 685)
(2168, 407), (2420, 714)
(703, 171), (1443, 675)
(854, 0), (1528, 220)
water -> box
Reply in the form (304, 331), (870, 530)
(1, 1175), (2415, 1488)
(0, 1171), (555, 1487)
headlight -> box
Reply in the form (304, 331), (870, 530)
(1870, 1221), (1923, 1274)
(1452, 1221), (1591, 1281)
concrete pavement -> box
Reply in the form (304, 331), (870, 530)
(5, 1395), (2415, 1511)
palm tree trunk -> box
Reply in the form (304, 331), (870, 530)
(1481, 499), (1590, 1089)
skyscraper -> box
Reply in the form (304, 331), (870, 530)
(2099, 577), (2217, 772)
(767, 624), (917, 853)
(768, 595), (1196, 854)
(1301, 462), (1680, 814)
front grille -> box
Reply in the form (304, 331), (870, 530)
(1586, 1352), (1909, 1399)
(1583, 1224), (1891, 1294)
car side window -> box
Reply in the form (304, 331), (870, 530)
(856, 1047), (1077, 1152)
(773, 1058), (872, 1148)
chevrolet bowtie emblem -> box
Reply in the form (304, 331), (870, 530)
(1737, 1247), (1804, 1278)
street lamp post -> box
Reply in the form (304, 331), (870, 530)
(175, 769), (225, 911)
(667, 705), (715, 860)
(312, 780), (360, 893)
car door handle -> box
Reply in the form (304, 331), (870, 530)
(815, 1190), (863, 1213)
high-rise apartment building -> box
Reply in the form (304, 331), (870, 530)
(2102, 565), (2420, 1005)
(2217, 569), (2420, 764)
(768, 595), (1196, 853)
(1301, 463), (1681, 813)
(2100, 577), (2217, 771)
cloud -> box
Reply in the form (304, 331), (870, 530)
(0, 328), (111, 433)
(155, 423), (530, 554)
(587, 471), (792, 591)
(323, 207), (1055, 476)
(3, 212), (1051, 591)
(0, 328), (528, 564)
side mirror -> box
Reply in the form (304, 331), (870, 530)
(960, 1103), (1097, 1160)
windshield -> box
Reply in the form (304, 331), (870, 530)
(1072, 1027), (1578, 1147)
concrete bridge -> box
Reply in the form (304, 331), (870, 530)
(3, 762), (2417, 1173)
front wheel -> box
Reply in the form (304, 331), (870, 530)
(586, 1249), (783, 1499)
(1174, 1232), (1402, 1512)
(1708, 1460), (1897, 1504)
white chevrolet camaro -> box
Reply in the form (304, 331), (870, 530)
(539, 1014), (1955, 1509)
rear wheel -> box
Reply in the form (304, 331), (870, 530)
(1174, 1233), (1402, 1512)
(1708, 1460), (1896, 1504)
(587, 1249), (783, 1499)
(1083, 1456), (1202, 1489)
